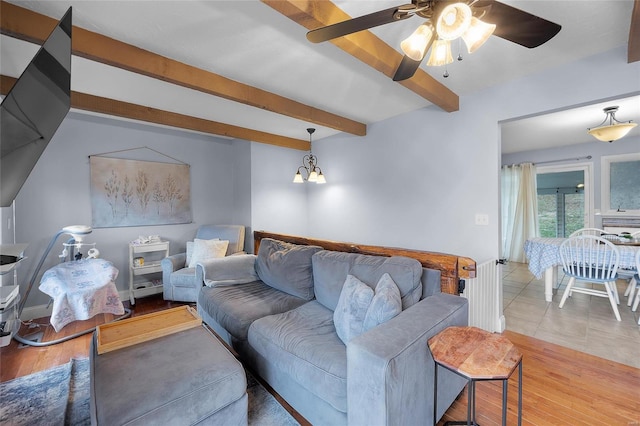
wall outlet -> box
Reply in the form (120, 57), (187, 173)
(475, 213), (489, 226)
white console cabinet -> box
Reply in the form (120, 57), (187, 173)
(128, 241), (169, 305)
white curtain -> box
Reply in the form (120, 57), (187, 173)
(501, 163), (539, 263)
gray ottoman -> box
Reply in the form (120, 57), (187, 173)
(90, 325), (248, 425)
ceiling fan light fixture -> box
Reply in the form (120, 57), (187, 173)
(426, 39), (453, 66)
(462, 17), (496, 53)
(587, 106), (638, 142)
(400, 22), (434, 61)
(436, 3), (472, 40)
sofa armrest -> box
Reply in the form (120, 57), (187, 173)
(196, 254), (259, 287)
(347, 293), (468, 426)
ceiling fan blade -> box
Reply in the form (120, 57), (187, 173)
(307, 5), (412, 43)
(393, 55), (423, 81)
(474, 0), (561, 48)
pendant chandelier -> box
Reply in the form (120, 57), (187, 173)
(293, 128), (326, 184)
(587, 106), (637, 143)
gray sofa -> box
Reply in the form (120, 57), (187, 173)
(197, 237), (468, 425)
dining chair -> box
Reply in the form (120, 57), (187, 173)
(631, 248), (640, 325)
(559, 235), (621, 321)
(622, 230), (640, 306)
(569, 228), (607, 237)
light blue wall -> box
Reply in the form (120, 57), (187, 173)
(299, 46), (639, 264)
(14, 112), (251, 310)
(250, 142), (308, 237)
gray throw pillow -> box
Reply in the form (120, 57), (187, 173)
(334, 275), (374, 344)
(362, 273), (402, 331)
(255, 238), (323, 300)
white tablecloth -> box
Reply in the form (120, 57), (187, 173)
(39, 259), (124, 332)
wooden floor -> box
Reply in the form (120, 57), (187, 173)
(2, 295), (639, 426)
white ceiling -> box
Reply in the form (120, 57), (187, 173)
(1, 0), (638, 153)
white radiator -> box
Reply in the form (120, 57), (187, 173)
(461, 260), (504, 333)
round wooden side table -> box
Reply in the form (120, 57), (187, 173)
(428, 326), (523, 426)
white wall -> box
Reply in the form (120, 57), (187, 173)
(14, 112), (251, 312)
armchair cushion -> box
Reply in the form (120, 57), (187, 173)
(187, 238), (228, 268)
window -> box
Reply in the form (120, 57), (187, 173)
(535, 163), (593, 237)
(601, 153), (640, 216)
(537, 173), (586, 237)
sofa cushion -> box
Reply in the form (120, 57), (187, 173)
(188, 238), (228, 268)
(248, 301), (348, 413)
(362, 273), (402, 331)
(198, 280), (308, 341)
(255, 238), (323, 300)
(333, 275), (374, 344)
(312, 251), (422, 311)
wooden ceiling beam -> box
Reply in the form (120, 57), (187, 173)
(0, 75), (310, 151)
(628, 0), (640, 63)
(262, 0), (459, 112)
(0, 1), (365, 137)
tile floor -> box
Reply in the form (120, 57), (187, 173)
(502, 262), (640, 369)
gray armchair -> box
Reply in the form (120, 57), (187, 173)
(161, 225), (245, 302)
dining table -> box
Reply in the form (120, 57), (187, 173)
(523, 237), (640, 302)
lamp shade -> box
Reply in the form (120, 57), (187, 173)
(587, 106), (638, 142)
(436, 3), (472, 40)
(293, 171), (304, 183)
(427, 39), (453, 66)
(462, 17), (495, 53)
(587, 122), (637, 142)
(401, 23), (434, 61)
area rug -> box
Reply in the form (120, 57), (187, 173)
(0, 358), (299, 426)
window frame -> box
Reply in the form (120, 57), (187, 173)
(601, 152), (640, 216)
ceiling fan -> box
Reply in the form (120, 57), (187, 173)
(306, 0), (562, 82)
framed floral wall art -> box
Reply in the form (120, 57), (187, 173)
(90, 157), (192, 228)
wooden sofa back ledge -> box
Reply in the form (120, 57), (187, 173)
(254, 231), (476, 296)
